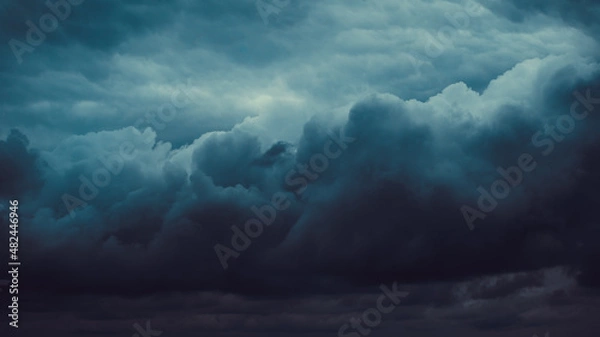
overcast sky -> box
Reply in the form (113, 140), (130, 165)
(1, 0), (600, 336)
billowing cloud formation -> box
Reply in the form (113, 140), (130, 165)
(6, 53), (599, 296)
(0, 129), (42, 198)
(1, 0), (600, 336)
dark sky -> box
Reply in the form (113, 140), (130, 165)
(1, 0), (600, 336)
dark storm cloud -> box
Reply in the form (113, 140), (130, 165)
(12, 268), (600, 336)
(7, 55), (600, 300)
(2, 0), (600, 336)
(269, 74), (600, 288)
(480, 0), (600, 36)
(0, 0), (310, 70)
(0, 129), (42, 198)
(0, 0), (250, 62)
(1, 0), (174, 69)
(0, 0), (305, 147)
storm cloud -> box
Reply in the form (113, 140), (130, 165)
(1, 0), (600, 336)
